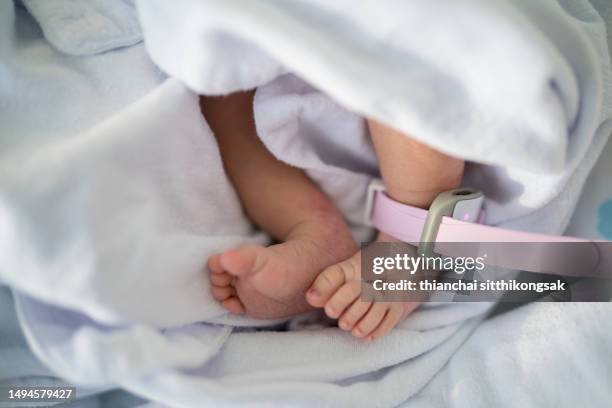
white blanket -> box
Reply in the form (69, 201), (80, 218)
(1, 0), (612, 406)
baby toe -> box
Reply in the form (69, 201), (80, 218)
(211, 285), (234, 301)
(307, 254), (359, 307)
(210, 271), (233, 287)
(339, 300), (372, 331)
(220, 245), (267, 277)
(207, 253), (224, 274)
(324, 280), (361, 319)
(222, 297), (245, 314)
(367, 303), (405, 341)
(352, 302), (388, 339)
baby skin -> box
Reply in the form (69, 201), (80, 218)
(201, 91), (464, 339)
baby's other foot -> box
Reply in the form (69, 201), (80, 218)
(208, 217), (356, 320)
(306, 232), (420, 341)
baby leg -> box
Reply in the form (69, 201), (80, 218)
(201, 91), (356, 319)
(307, 119), (465, 340)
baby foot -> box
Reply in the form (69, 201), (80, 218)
(306, 232), (420, 341)
(208, 217), (357, 320)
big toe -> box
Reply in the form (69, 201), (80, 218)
(219, 245), (268, 277)
(307, 252), (360, 307)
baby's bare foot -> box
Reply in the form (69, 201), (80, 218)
(306, 232), (420, 341)
(208, 217), (356, 320)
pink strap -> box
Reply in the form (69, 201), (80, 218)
(370, 190), (590, 244)
(369, 191), (427, 245)
(369, 189), (612, 279)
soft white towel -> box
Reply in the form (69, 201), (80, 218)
(21, 0), (142, 55)
(138, 0), (612, 235)
(416, 302), (612, 407)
